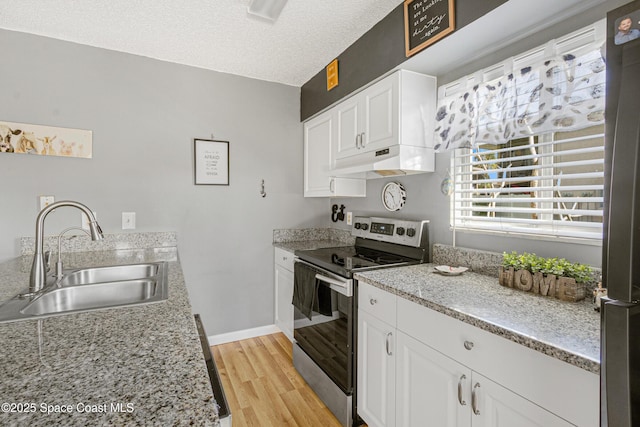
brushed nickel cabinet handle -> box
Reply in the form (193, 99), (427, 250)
(386, 332), (393, 356)
(360, 132), (366, 147)
(458, 374), (467, 406)
(472, 383), (481, 415)
(464, 341), (474, 351)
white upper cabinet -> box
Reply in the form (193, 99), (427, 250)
(333, 69), (436, 174)
(303, 108), (366, 197)
(303, 69), (437, 195)
(335, 74), (398, 159)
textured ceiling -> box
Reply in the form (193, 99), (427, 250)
(0, 0), (401, 87)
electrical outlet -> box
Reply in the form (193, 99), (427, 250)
(39, 195), (55, 211)
(81, 211), (97, 231)
(122, 212), (136, 230)
(346, 211), (353, 225)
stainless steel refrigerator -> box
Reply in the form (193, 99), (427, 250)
(602, 1), (640, 425)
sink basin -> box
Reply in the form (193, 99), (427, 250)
(0, 262), (168, 323)
(59, 263), (160, 286)
(21, 279), (159, 316)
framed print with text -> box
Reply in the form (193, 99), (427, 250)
(194, 139), (229, 185)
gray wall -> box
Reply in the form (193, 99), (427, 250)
(0, 29), (327, 335)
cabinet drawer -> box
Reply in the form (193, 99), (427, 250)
(358, 281), (396, 325)
(274, 247), (295, 271)
(397, 297), (599, 427)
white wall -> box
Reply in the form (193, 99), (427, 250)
(0, 29), (328, 335)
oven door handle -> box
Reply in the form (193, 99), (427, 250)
(314, 274), (353, 297)
(315, 273), (348, 290)
(295, 259), (353, 297)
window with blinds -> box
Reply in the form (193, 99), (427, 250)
(444, 21), (606, 243)
(451, 124), (604, 241)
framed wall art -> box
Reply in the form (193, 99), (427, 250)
(404, 0), (455, 57)
(194, 139), (229, 185)
(0, 120), (92, 158)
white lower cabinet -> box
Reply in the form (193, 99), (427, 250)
(357, 282), (598, 427)
(472, 371), (572, 427)
(358, 309), (396, 427)
(396, 331), (469, 427)
(274, 247), (294, 341)
(395, 331), (571, 427)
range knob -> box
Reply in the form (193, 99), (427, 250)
(396, 227), (405, 236)
(361, 223), (369, 231)
(406, 228), (416, 237)
(355, 223), (361, 229)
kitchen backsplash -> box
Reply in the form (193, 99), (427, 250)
(434, 243), (602, 293)
(433, 243), (503, 277)
(273, 228), (355, 245)
(20, 231), (177, 255)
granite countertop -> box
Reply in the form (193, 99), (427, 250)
(355, 263), (601, 374)
(0, 246), (219, 426)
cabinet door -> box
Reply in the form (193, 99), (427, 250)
(274, 264), (294, 341)
(335, 96), (361, 159)
(303, 111), (334, 196)
(471, 372), (573, 427)
(361, 72), (398, 152)
(396, 331), (471, 427)
(358, 310), (396, 427)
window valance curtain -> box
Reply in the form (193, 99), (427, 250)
(434, 47), (606, 152)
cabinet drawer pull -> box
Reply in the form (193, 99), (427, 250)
(356, 133), (361, 149)
(385, 332), (393, 356)
(464, 340), (474, 351)
(360, 132), (366, 147)
(330, 178), (335, 193)
(472, 383), (481, 415)
(369, 298), (377, 305)
(457, 374), (467, 406)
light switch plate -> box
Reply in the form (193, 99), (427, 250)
(122, 212), (136, 230)
(39, 195), (55, 211)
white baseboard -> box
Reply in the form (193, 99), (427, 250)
(208, 324), (281, 346)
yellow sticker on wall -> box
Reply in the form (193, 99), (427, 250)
(326, 59), (338, 91)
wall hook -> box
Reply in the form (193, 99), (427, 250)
(260, 179), (267, 198)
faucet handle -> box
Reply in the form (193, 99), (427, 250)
(44, 251), (52, 271)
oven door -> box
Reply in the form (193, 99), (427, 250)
(293, 260), (354, 394)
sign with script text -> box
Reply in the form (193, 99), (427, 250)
(404, 0), (455, 57)
(194, 139), (229, 185)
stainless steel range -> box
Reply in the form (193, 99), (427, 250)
(292, 216), (430, 427)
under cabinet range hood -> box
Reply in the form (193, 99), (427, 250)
(332, 145), (435, 179)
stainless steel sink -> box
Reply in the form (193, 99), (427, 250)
(59, 263), (160, 286)
(0, 262), (168, 323)
(21, 279), (159, 316)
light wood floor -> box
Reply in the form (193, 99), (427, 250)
(212, 332), (344, 427)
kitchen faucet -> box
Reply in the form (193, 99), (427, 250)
(28, 200), (103, 294)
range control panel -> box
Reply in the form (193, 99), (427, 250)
(352, 216), (429, 248)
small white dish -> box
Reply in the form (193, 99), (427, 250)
(434, 265), (468, 276)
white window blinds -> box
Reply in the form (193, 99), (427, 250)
(444, 22), (605, 242)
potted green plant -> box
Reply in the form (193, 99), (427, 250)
(499, 251), (592, 301)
